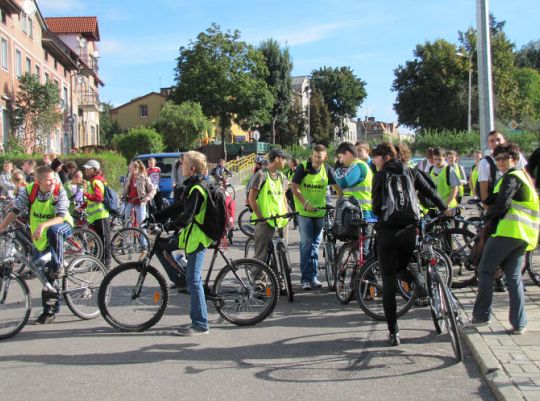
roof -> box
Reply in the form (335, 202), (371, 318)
(45, 17), (100, 41)
(110, 92), (167, 113)
(0, 0), (22, 14)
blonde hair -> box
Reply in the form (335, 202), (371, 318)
(11, 171), (26, 186)
(184, 151), (207, 174)
(131, 160), (147, 176)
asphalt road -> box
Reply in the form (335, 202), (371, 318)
(0, 191), (495, 401)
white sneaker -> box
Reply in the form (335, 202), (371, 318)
(175, 325), (209, 336)
(310, 278), (322, 288)
(301, 281), (311, 290)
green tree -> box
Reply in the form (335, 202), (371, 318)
(113, 126), (165, 160)
(275, 101), (306, 146)
(13, 73), (62, 154)
(513, 67), (540, 120)
(392, 39), (468, 131)
(310, 66), (367, 128)
(154, 101), (210, 151)
(258, 39), (293, 145)
(309, 88), (334, 146)
(99, 102), (120, 146)
(516, 40), (540, 72)
(172, 24), (275, 157)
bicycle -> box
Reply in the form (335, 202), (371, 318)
(0, 230), (107, 340)
(98, 223), (279, 332)
(110, 199), (151, 264)
(238, 207), (255, 238)
(355, 211), (463, 362)
(316, 205), (338, 291)
(244, 212), (298, 302)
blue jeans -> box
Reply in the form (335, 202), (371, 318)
(186, 247), (208, 330)
(297, 215), (324, 283)
(472, 236), (528, 329)
(124, 202), (148, 246)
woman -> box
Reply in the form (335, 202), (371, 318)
(371, 143), (451, 346)
(64, 170), (86, 218)
(472, 143), (539, 334)
(50, 158), (68, 184)
(122, 160), (156, 229)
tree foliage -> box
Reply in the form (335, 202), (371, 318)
(13, 73), (63, 154)
(513, 67), (540, 120)
(516, 40), (540, 72)
(309, 88), (334, 146)
(275, 101), (306, 146)
(311, 66), (367, 126)
(172, 24), (274, 156)
(154, 101), (210, 151)
(259, 39), (293, 145)
(99, 102), (120, 147)
(113, 126), (165, 160)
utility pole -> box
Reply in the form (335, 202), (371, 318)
(476, 0), (495, 153)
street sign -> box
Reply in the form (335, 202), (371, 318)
(252, 130), (260, 141)
(509, 120), (519, 130)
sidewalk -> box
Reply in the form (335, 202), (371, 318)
(455, 273), (540, 401)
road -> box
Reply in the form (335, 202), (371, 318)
(0, 189), (495, 401)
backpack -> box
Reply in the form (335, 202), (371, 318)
(102, 183), (122, 216)
(416, 168), (437, 209)
(195, 181), (229, 241)
(332, 196), (363, 239)
(475, 156), (497, 198)
(29, 183), (61, 205)
(381, 168), (420, 226)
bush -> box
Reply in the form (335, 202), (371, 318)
(113, 126), (165, 160)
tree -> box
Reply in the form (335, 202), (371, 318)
(514, 67), (540, 120)
(99, 102), (120, 147)
(309, 88), (334, 146)
(392, 39), (468, 131)
(113, 126), (165, 160)
(310, 66), (367, 128)
(259, 39), (293, 145)
(154, 101), (210, 151)
(275, 101), (306, 146)
(516, 40), (540, 72)
(172, 24), (275, 157)
(13, 73), (62, 154)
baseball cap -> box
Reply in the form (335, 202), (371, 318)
(83, 159), (100, 170)
(268, 148), (290, 161)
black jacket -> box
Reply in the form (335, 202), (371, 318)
(372, 159), (447, 227)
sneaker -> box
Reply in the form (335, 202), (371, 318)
(388, 332), (400, 346)
(301, 281), (311, 290)
(175, 325), (209, 336)
(471, 318), (491, 326)
(512, 327), (527, 335)
(34, 313), (55, 325)
(310, 278), (322, 288)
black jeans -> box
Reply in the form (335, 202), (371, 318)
(377, 225), (416, 334)
(90, 217), (112, 267)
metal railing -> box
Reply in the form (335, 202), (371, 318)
(225, 153), (257, 183)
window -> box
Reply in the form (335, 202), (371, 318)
(44, 51), (48, 61)
(44, 72), (49, 82)
(91, 126), (96, 144)
(53, 79), (59, 88)
(139, 105), (148, 118)
(25, 57), (31, 73)
(28, 18), (33, 38)
(15, 49), (21, 76)
(21, 12), (27, 33)
(63, 87), (69, 110)
(54, 59), (58, 70)
(64, 67), (67, 77)
(1, 8), (6, 25)
(35, 65), (40, 80)
(1, 38), (7, 70)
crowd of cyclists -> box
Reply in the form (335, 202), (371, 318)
(0, 130), (538, 346)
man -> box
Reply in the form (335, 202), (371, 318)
(0, 160), (15, 198)
(0, 166), (73, 324)
(248, 149), (289, 269)
(22, 160), (36, 183)
(355, 141), (377, 174)
(446, 150), (467, 202)
(292, 144), (342, 290)
(210, 159), (232, 185)
(429, 148), (461, 208)
(469, 150), (483, 198)
(416, 147), (435, 173)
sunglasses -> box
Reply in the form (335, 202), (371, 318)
(494, 155), (511, 161)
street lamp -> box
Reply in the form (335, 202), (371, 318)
(456, 51), (473, 132)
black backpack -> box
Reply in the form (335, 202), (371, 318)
(475, 156), (497, 197)
(194, 181), (229, 241)
(103, 184), (122, 216)
(416, 168), (437, 209)
(381, 168), (420, 226)
(332, 196), (363, 239)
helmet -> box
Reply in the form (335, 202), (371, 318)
(255, 155), (266, 164)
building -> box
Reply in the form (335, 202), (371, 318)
(291, 75), (310, 144)
(357, 116), (400, 143)
(110, 90), (167, 132)
(0, 0), (102, 154)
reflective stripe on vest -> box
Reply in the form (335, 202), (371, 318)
(293, 161), (328, 218)
(343, 160), (373, 211)
(178, 185), (213, 254)
(253, 170), (288, 228)
(492, 170), (540, 251)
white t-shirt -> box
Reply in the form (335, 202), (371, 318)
(478, 153), (528, 183)
(417, 158), (433, 173)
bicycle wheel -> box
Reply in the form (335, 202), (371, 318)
(212, 258), (279, 326)
(524, 244), (539, 286)
(62, 255), (107, 320)
(434, 270), (463, 362)
(435, 228), (476, 273)
(323, 239), (337, 291)
(427, 268), (443, 335)
(111, 228), (151, 264)
(431, 248), (454, 287)
(65, 227), (104, 262)
(355, 258), (416, 321)
(276, 242), (294, 302)
(244, 237), (254, 258)
(98, 263), (168, 332)
(238, 208), (255, 238)
(335, 242), (358, 304)
(226, 184), (236, 200)
(0, 272), (31, 340)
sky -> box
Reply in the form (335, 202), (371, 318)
(37, 0), (539, 128)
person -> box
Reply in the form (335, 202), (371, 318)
(64, 161), (78, 180)
(244, 155), (268, 208)
(248, 149), (289, 269)
(50, 158), (67, 184)
(371, 143), (452, 346)
(472, 143), (539, 335)
(285, 157), (299, 228)
(21, 160), (36, 183)
(469, 150), (483, 198)
(292, 144), (341, 290)
(0, 160), (16, 198)
(64, 170), (85, 218)
(146, 157), (163, 211)
(526, 146), (540, 192)
(172, 154), (185, 202)
(0, 166), (74, 324)
(42, 154), (52, 167)
(238, 145), (245, 158)
(416, 147), (434, 173)
(166, 151), (213, 336)
(396, 143), (415, 168)
(429, 147), (461, 208)
(446, 150), (467, 202)
(355, 141), (377, 174)
(122, 160), (156, 230)
(210, 159), (232, 185)
(83, 159), (112, 268)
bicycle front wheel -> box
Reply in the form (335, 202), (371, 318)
(111, 228), (151, 264)
(0, 272), (31, 340)
(63, 255), (107, 320)
(65, 227), (104, 262)
(276, 242), (294, 302)
(322, 238), (337, 291)
(435, 271), (463, 362)
(244, 237), (254, 258)
(335, 242), (358, 304)
(238, 208), (255, 238)
(213, 258), (279, 326)
(98, 263), (168, 332)
(355, 258), (416, 321)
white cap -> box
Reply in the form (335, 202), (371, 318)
(83, 159), (100, 170)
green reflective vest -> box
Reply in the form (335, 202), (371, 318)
(178, 185), (213, 254)
(343, 160), (373, 212)
(27, 184), (73, 251)
(453, 164), (465, 197)
(86, 179), (109, 224)
(253, 170), (288, 228)
(471, 165), (479, 195)
(430, 166), (458, 208)
(293, 161), (328, 218)
(492, 170), (539, 251)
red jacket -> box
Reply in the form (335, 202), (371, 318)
(84, 175), (106, 203)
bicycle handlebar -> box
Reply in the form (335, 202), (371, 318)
(252, 211), (299, 223)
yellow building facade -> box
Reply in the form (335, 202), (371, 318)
(110, 92), (166, 131)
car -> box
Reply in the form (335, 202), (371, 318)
(133, 152), (183, 204)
